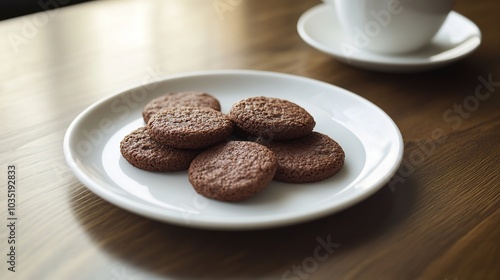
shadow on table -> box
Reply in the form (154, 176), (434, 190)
(320, 55), (492, 98)
(69, 175), (417, 279)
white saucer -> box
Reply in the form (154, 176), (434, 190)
(63, 70), (403, 230)
(297, 4), (482, 72)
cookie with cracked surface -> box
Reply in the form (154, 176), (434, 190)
(142, 91), (221, 123)
(188, 141), (278, 202)
(120, 126), (201, 172)
(147, 107), (233, 149)
(228, 96), (315, 141)
(266, 132), (344, 183)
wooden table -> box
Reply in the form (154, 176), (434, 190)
(1, 0), (499, 279)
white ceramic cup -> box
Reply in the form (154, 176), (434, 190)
(325, 0), (454, 54)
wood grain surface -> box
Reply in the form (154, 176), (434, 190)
(0, 0), (499, 279)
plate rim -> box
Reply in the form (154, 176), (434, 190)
(63, 69), (404, 230)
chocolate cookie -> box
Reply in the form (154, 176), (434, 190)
(142, 91), (221, 123)
(147, 107), (233, 149)
(266, 132), (344, 183)
(188, 141), (278, 202)
(229, 96), (315, 141)
(120, 127), (201, 172)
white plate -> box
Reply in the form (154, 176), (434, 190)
(63, 70), (403, 230)
(297, 4), (482, 72)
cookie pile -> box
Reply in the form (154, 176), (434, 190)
(120, 91), (226, 172)
(228, 96), (344, 184)
(120, 92), (345, 202)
